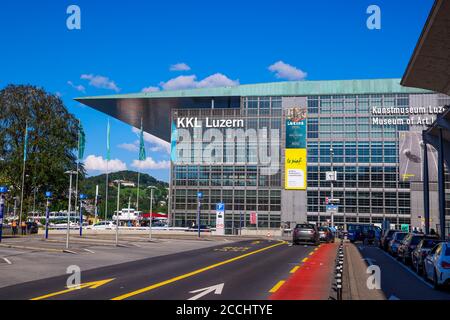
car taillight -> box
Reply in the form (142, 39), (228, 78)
(441, 261), (450, 269)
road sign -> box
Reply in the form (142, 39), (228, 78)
(326, 204), (338, 213)
(45, 191), (52, 198)
(326, 171), (337, 181)
(0, 186), (8, 193)
(215, 202), (225, 236)
(80, 194), (87, 200)
(197, 192), (203, 199)
(401, 224), (409, 232)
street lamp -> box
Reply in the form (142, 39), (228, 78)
(65, 170), (77, 249)
(147, 186), (157, 241)
(114, 180), (124, 247)
(0, 186), (9, 243)
(44, 191), (52, 240)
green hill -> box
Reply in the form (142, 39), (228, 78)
(79, 171), (169, 217)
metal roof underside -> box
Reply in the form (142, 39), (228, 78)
(401, 0), (450, 95)
(76, 78), (432, 142)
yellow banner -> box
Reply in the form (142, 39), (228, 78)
(285, 148), (307, 190)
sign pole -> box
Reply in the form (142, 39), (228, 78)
(44, 191), (52, 240)
(197, 192), (203, 238)
(149, 188), (153, 241)
(0, 187), (7, 243)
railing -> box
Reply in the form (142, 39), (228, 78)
(333, 240), (344, 300)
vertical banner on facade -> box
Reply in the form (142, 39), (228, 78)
(215, 203), (225, 235)
(285, 108), (307, 190)
(250, 212), (257, 225)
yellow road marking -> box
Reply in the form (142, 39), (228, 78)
(269, 280), (285, 293)
(302, 257), (309, 263)
(314, 248), (319, 251)
(290, 266), (300, 274)
(31, 278), (115, 301)
(112, 241), (287, 300)
(251, 240), (261, 245)
(309, 251), (315, 256)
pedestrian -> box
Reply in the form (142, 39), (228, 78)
(21, 221), (27, 235)
(11, 220), (17, 236)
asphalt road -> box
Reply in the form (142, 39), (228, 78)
(0, 240), (313, 300)
(357, 243), (450, 300)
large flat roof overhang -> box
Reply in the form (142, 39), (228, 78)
(76, 78), (431, 142)
(401, 0), (450, 95)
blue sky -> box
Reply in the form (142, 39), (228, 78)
(0, 0), (434, 181)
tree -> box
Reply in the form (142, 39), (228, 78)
(0, 85), (84, 215)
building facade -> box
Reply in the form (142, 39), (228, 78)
(169, 87), (450, 234)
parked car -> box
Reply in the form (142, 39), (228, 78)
(89, 221), (115, 230)
(318, 226), (335, 243)
(423, 242), (450, 289)
(293, 223), (319, 246)
(398, 233), (426, 264)
(412, 238), (444, 275)
(388, 232), (408, 256)
(347, 223), (381, 244)
(380, 229), (400, 251)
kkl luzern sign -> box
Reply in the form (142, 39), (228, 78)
(176, 118), (244, 128)
(171, 122), (280, 176)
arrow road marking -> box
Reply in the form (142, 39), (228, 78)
(188, 283), (224, 300)
(388, 294), (400, 300)
(30, 278), (115, 300)
(363, 258), (377, 266)
(2, 258), (12, 265)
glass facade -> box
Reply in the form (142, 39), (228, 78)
(170, 92), (450, 232)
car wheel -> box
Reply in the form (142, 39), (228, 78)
(433, 269), (441, 290)
(415, 262), (422, 275)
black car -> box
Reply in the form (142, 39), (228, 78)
(380, 229), (400, 251)
(411, 237), (443, 275)
(293, 223), (320, 246)
(397, 233), (425, 264)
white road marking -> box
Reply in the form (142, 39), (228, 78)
(377, 248), (434, 289)
(188, 283), (224, 301)
(83, 249), (95, 254)
(2, 257), (12, 265)
(388, 294), (400, 300)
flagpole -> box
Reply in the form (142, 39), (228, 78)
(105, 119), (110, 222)
(136, 118), (144, 213)
(19, 121), (28, 232)
(74, 120), (81, 227)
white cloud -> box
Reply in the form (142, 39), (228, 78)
(197, 73), (239, 88)
(132, 157), (170, 170)
(141, 86), (160, 93)
(159, 73), (239, 91)
(268, 61), (307, 81)
(118, 142), (139, 152)
(132, 127), (170, 154)
(84, 155), (127, 173)
(67, 81), (86, 93)
(170, 63), (191, 71)
(80, 74), (120, 92)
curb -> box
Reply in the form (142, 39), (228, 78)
(0, 243), (64, 253)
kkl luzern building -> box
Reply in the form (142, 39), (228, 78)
(78, 79), (450, 234)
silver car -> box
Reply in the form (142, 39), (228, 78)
(423, 241), (450, 289)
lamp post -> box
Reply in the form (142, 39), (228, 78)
(147, 186), (157, 241)
(0, 186), (9, 243)
(65, 170), (77, 249)
(44, 191), (52, 240)
(114, 180), (124, 247)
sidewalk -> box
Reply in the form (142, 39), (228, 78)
(270, 242), (338, 300)
(342, 242), (386, 300)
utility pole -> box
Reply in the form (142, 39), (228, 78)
(115, 180), (123, 246)
(65, 171), (77, 249)
(148, 186), (156, 241)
